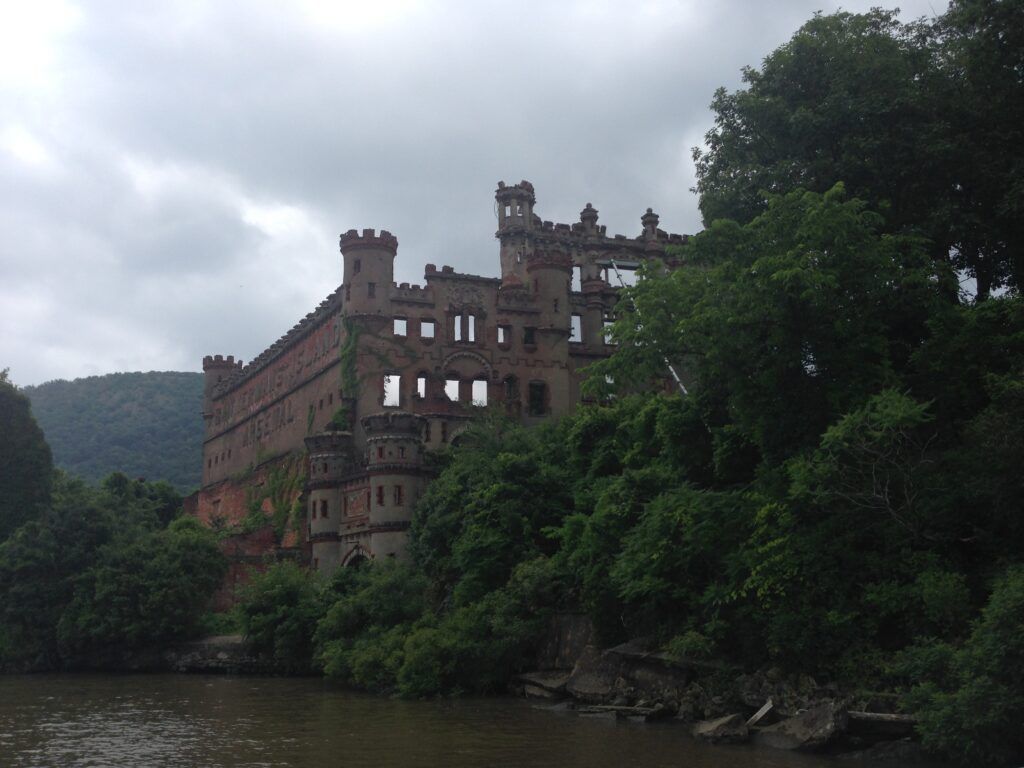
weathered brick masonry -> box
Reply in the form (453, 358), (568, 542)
(190, 181), (687, 579)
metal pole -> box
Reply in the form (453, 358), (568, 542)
(608, 258), (688, 397)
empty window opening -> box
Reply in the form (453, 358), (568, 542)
(570, 314), (582, 342)
(498, 325), (510, 344)
(320, 499), (328, 518)
(504, 204), (511, 218)
(393, 485), (404, 506)
(376, 486), (385, 505)
(322, 462), (327, 473)
(416, 374), (427, 399)
(504, 376), (519, 400)
(572, 266), (582, 292)
(393, 317), (407, 336)
(516, 203), (523, 215)
(453, 315), (463, 342)
(441, 421), (448, 443)
(310, 501), (316, 519)
(377, 446), (384, 459)
(328, 393), (333, 405)
(528, 382), (547, 416)
(383, 374), (401, 407)
(420, 319), (435, 339)
(399, 446), (406, 459)
(353, 258), (361, 274)
(617, 268), (638, 287)
(445, 377), (460, 402)
(523, 326), (536, 346)
(368, 282), (376, 298)
(472, 379), (488, 406)
(467, 314), (476, 342)
(603, 319), (616, 345)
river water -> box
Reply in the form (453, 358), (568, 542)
(0, 674), (899, 767)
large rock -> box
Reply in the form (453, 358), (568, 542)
(692, 713), (749, 744)
(753, 702), (848, 751)
(565, 645), (619, 703)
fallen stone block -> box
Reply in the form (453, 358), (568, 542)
(752, 702), (848, 751)
(692, 713), (749, 744)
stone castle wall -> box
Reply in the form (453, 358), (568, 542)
(190, 181), (687, 580)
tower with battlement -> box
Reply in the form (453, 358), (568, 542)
(188, 181), (689, 590)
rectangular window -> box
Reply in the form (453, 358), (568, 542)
(394, 485), (404, 506)
(377, 446), (384, 459)
(453, 314), (463, 342)
(523, 326), (536, 345)
(320, 499), (328, 518)
(441, 421), (448, 443)
(376, 486), (385, 506)
(445, 378), (460, 402)
(368, 282), (376, 298)
(572, 266), (582, 292)
(399, 446), (406, 458)
(570, 314), (582, 342)
(310, 501), (316, 519)
(497, 325), (510, 344)
(472, 379), (487, 406)
(384, 374), (401, 407)
(393, 317), (407, 336)
(528, 382), (546, 416)
(603, 319), (616, 345)
(353, 258), (361, 274)
(467, 314), (476, 342)
(420, 319), (435, 339)
(416, 374), (427, 399)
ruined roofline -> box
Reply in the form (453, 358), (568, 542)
(423, 263), (502, 283)
(209, 284), (344, 400)
(495, 178), (689, 248)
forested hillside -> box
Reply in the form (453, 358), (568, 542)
(24, 372), (204, 491)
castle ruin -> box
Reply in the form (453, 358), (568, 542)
(191, 181), (687, 585)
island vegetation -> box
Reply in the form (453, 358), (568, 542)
(1, 2), (1021, 765)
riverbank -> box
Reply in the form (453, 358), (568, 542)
(75, 630), (935, 764)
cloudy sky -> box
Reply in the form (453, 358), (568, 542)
(2, 0), (941, 386)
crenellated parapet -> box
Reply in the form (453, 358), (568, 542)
(339, 228), (398, 254)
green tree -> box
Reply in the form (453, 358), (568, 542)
(0, 370), (53, 540)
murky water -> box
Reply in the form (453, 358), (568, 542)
(0, 675), (897, 767)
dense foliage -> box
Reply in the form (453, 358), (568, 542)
(23, 371), (204, 491)
(0, 370), (53, 540)
(0, 470), (226, 670)
(693, 2), (1023, 299)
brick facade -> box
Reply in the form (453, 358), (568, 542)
(191, 181), (687, 578)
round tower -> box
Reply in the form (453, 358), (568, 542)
(304, 429), (356, 573)
(526, 248), (573, 332)
(340, 228), (397, 318)
(362, 411), (426, 561)
(495, 180), (536, 286)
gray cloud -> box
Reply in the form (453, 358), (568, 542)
(1, 0), (941, 385)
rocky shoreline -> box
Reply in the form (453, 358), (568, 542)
(514, 637), (933, 763)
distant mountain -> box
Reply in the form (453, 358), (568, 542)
(24, 371), (204, 492)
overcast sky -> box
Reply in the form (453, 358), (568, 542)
(2, 0), (942, 386)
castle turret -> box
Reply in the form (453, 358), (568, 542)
(496, 180), (536, 286)
(202, 354), (240, 421)
(362, 412), (426, 561)
(305, 429), (357, 573)
(641, 208), (660, 242)
(340, 228), (397, 318)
